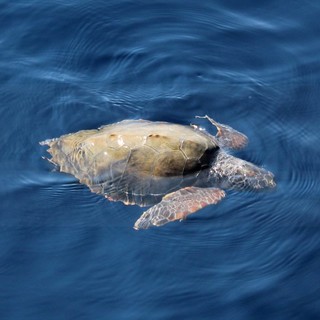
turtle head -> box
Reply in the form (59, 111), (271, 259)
(234, 163), (276, 190)
(209, 152), (276, 190)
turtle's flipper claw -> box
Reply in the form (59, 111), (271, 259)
(133, 187), (225, 230)
(196, 115), (248, 150)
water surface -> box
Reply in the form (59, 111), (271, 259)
(0, 1), (320, 319)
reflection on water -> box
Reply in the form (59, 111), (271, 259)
(0, 0), (320, 319)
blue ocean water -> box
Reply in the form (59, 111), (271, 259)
(1, 1), (320, 319)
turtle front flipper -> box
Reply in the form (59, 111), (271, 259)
(196, 115), (248, 149)
(133, 187), (225, 230)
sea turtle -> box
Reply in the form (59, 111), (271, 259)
(40, 115), (275, 230)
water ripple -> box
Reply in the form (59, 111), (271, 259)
(1, 1), (320, 318)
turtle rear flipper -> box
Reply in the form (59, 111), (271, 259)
(196, 115), (248, 149)
(133, 187), (225, 230)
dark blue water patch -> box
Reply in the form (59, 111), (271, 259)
(1, 0), (320, 319)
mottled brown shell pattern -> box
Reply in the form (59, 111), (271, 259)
(41, 120), (219, 206)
